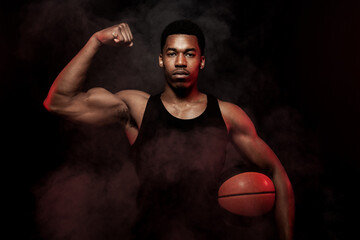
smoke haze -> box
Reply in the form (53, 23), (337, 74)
(19, 0), (315, 239)
(5, 0), (359, 239)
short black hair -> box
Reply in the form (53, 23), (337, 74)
(160, 20), (205, 55)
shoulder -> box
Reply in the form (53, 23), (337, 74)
(218, 99), (256, 136)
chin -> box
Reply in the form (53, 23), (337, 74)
(170, 79), (191, 89)
(168, 82), (195, 96)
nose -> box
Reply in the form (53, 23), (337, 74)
(175, 53), (187, 68)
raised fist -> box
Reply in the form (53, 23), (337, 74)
(94, 23), (133, 47)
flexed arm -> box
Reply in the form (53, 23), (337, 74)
(44, 23), (134, 125)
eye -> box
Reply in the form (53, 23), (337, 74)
(185, 52), (195, 57)
(167, 52), (176, 57)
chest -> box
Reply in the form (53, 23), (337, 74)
(135, 126), (228, 184)
(161, 101), (207, 120)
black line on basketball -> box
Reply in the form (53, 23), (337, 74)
(218, 191), (275, 198)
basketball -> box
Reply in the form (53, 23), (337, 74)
(218, 172), (275, 216)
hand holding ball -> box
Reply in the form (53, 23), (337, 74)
(218, 172), (275, 217)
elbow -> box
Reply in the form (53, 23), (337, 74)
(43, 96), (56, 112)
(43, 88), (67, 113)
(43, 95), (60, 113)
(43, 97), (51, 111)
(269, 163), (293, 190)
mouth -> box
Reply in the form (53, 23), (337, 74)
(172, 70), (190, 76)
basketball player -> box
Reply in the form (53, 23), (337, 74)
(44, 20), (294, 240)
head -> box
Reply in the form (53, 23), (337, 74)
(159, 20), (206, 93)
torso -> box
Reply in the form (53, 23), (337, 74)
(129, 92), (229, 239)
(118, 90), (231, 145)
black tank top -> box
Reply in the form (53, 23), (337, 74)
(130, 93), (229, 239)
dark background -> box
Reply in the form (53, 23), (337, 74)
(2, 0), (359, 239)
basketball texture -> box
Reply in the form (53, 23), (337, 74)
(218, 172), (275, 216)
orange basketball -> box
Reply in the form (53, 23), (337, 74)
(218, 172), (275, 216)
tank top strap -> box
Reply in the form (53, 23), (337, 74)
(137, 94), (156, 127)
(203, 94), (228, 132)
(130, 93), (162, 150)
(206, 94), (220, 116)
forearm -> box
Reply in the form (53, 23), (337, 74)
(272, 167), (295, 240)
(44, 23), (133, 113)
(44, 35), (101, 110)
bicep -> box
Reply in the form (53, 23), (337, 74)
(231, 130), (279, 170)
(223, 102), (280, 171)
(60, 87), (129, 125)
(229, 108), (292, 199)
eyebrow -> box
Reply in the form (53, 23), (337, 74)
(166, 48), (196, 52)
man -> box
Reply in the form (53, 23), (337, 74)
(44, 20), (294, 240)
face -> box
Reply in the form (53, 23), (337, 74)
(159, 34), (205, 90)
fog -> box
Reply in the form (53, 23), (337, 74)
(4, 0), (359, 239)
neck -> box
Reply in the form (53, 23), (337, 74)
(162, 83), (203, 103)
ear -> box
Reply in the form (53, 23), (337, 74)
(200, 56), (205, 69)
(159, 54), (164, 68)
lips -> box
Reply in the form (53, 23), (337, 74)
(172, 70), (190, 76)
